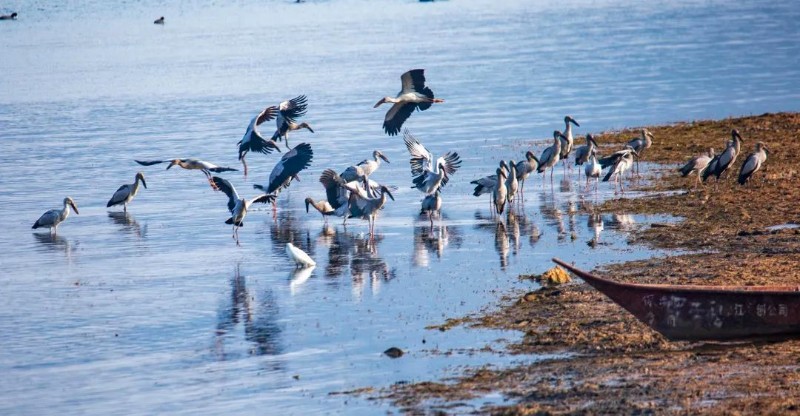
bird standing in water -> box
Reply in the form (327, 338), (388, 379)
(33, 197), (80, 234)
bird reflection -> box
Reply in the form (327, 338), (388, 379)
(412, 219), (463, 267)
(539, 192), (566, 240)
(289, 265), (315, 295)
(351, 236), (394, 298)
(270, 209), (315, 260)
(559, 177), (572, 193)
(108, 211), (146, 238)
(605, 213), (636, 230)
(587, 212), (604, 248)
(474, 210), (539, 270)
(215, 265), (283, 361)
(495, 221), (509, 270)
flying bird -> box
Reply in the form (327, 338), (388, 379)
(32, 197), (79, 234)
(403, 130), (462, 195)
(271, 95), (314, 149)
(253, 142), (314, 214)
(211, 176), (275, 245)
(107, 172), (147, 212)
(375, 69), (444, 136)
(135, 158), (237, 189)
(238, 105), (281, 176)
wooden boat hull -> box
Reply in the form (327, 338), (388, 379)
(553, 258), (800, 341)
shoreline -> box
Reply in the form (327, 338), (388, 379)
(373, 112), (800, 414)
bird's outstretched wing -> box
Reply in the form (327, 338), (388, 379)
(266, 142), (314, 194)
(403, 129), (433, 177)
(383, 103), (416, 136)
(135, 159), (166, 166)
(320, 169), (349, 211)
(211, 176), (240, 213)
(279, 95), (308, 123)
(400, 69), (426, 94)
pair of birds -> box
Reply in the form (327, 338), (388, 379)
(679, 130), (769, 187)
(471, 154), (539, 215)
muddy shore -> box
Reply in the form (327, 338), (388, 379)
(374, 113), (800, 414)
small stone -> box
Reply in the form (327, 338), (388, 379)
(384, 347), (404, 358)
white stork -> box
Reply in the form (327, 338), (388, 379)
(375, 69), (444, 136)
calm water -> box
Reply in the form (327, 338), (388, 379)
(1, 0), (799, 414)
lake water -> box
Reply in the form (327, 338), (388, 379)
(1, 0), (798, 414)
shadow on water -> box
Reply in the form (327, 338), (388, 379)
(108, 211), (146, 239)
(215, 265), (283, 362)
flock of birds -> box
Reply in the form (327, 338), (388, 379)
(31, 69), (771, 260)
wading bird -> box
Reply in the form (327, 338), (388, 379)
(559, 116), (580, 172)
(107, 172), (147, 212)
(704, 129), (744, 182)
(271, 95), (314, 149)
(340, 150), (390, 183)
(537, 131), (567, 184)
(602, 149), (636, 194)
(625, 129), (654, 174)
(286, 242), (316, 268)
(678, 148), (714, 189)
(305, 169), (352, 224)
(253, 142), (314, 215)
(738, 142), (769, 186)
(403, 130), (461, 195)
(515, 151), (539, 198)
(584, 151), (602, 192)
(32, 197), (79, 234)
(574, 134), (599, 180)
(420, 191), (442, 230)
(135, 158), (237, 189)
(493, 167), (508, 215)
(347, 180), (395, 237)
(505, 160), (518, 207)
(211, 176), (275, 245)
(375, 69), (444, 136)
(238, 105), (281, 176)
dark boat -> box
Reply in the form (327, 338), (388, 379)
(552, 258), (800, 341)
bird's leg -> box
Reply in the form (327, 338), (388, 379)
(284, 135), (291, 150)
(242, 157), (248, 177)
(124, 204), (127, 213)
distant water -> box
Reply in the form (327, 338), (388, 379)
(1, 0), (799, 414)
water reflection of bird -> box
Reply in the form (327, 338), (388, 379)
(587, 212), (604, 248)
(238, 105), (281, 176)
(605, 213), (636, 230)
(289, 266), (315, 295)
(32, 197), (79, 235)
(412, 220), (462, 267)
(351, 237), (393, 298)
(33, 232), (77, 257)
(494, 221), (509, 270)
(375, 69), (444, 136)
(108, 211), (146, 238)
(539, 193), (566, 238)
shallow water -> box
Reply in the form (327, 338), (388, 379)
(1, 0), (799, 414)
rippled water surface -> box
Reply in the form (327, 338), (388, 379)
(1, 0), (799, 414)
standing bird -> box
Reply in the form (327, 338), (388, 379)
(493, 168), (508, 215)
(403, 130), (462, 195)
(0, 12), (18, 20)
(238, 106), (281, 176)
(584, 151), (602, 192)
(347, 181), (395, 237)
(678, 148), (715, 189)
(738, 142), (769, 186)
(271, 95), (314, 149)
(375, 69), (444, 136)
(559, 116), (580, 172)
(107, 172), (147, 212)
(211, 176), (275, 245)
(537, 131), (567, 184)
(340, 150), (390, 183)
(574, 134), (599, 180)
(515, 151), (539, 198)
(470, 161), (508, 211)
(305, 169), (351, 224)
(32, 197), (79, 234)
(602, 149), (636, 194)
(135, 158), (237, 189)
(420, 191), (443, 230)
(705, 129), (744, 182)
(505, 160), (518, 207)
(253, 143), (314, 214)
(625, 129), (655, 174)
(286, 242), (316, 268)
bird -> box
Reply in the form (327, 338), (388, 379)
(514, 151), (539, 198)
(493, 167), (508, 215)
(32, 197), (79, 234)
(286, 242), (316, 268)
(0, 12), (17, 20)
(340, 150), (390, 183)
(211, 176), (275, 245)
(238, 105), (281, 176)
(505, 160), (518, 207)
(602, 149), (636, 194)
(738, 142), (769, 186)
(584, 150), (602, 192)
(305, 169), (352, 224)
(347, 180), (395, 237)
(107, 172), (147, 212)
(574, 134), (599, 180)
(678, 148), (714, 189)
(253, 142), (314, 214)
(135, 158), (237, 189)
(537, 130), (567, 184)
(375, 69), (444, 136)
(559, 116), (580, 171)
(271, 95), (314, 149)
(420, 191), (442, 230)
(705, 129), (744, 182)
(153, 16), (164, 24)
(403, 130), (461, 195)
(625, 129), (654, 174)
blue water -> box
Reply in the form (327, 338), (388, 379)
(1, 0), (799, 414)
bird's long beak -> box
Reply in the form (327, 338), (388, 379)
(166, 161), (176, 170)
(70, 201), (79, 215)
(570, 117), (580, 127)
(590, 138), (599, 148)
(380, 154), (390, 163)
(432, 98), (445, 103)
(305, 199), (311, 213)
(386, 189), (395, 201)
(304, 124), (314, 133)
(373, 98), (386, 108)
(763, 145), (770, 155)
(142, 178), (148, 189)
